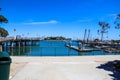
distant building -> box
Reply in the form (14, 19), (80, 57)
(44, 36), (67, 40)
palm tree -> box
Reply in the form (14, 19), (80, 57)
(98, 21), (110, 41)
(115, 14), (120, 29)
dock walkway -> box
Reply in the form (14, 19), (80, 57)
(66, 45), (93, 52)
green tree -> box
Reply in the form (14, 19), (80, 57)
(0, 8), (9, 37)
(98, 21), (110, 41)
(0, 27), (9, 37)
(0, 8), (8, 23)
(0, 15), (8, 23)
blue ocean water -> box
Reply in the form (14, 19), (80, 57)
(4, 40), (120, 56)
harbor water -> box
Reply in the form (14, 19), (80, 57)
(3, 40), (120, 56)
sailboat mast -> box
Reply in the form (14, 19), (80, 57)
(83, 29), (87, 43)
(87, 29), (90, 43)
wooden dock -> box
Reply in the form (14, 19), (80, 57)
(104, 48), (120, 53)
(66, 45), (93, 52)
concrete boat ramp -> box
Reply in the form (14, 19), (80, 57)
(10, 56), (120, 80)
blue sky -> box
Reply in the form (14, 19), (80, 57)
(1, 0), (120, 40)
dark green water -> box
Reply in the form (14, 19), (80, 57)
(4, 40), (120, 56)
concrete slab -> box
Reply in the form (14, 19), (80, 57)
(10, 56), (120, 80)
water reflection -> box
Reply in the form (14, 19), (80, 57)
(3, 40), (120, 56)
(5, 46), (31, 56)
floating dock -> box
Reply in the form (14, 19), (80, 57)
(104, 48), (120, 53)
(66, 45), (93, 52)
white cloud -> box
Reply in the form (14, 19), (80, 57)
(24, 20), (59, 25)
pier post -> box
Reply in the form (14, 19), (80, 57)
(22, 42), (25, 46)
(17, 42), (21, 47)
(10, 42), (13, 47)
(25, 41), (27, 46)
(16, 41), (18, 46)
(31, 41), (33, 46)
(11, 42), (14, 47)
(0, 45), (3, 52)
